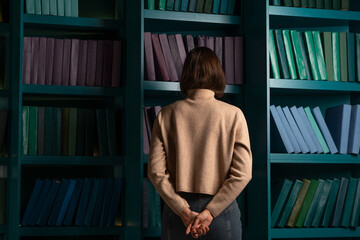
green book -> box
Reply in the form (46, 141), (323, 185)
(357, 34), (360, 82)
(347, 33), (355, 82)
(303, 179), (325, 227)
(166, 0), (175, 10)
(286, 179), (311, 228)
(340, 177), (357, 227)
(316, 0), (324, 8)
(227, 0), (236, 15)
(309, 0), (316, 7)
(290, 30), (307, 80)
(68, 108), (77, 156)
(293, 0), (301, 7)
(277, 179), (303, 228)
(53, 108), (62, 155)
(321, 178), (341, 227)
(294, 179), (319, 228)
(71, 0), (78, 17)
(156, 0), (166, 10)
(196, 0), (205, 12)
(35, 0), (41, 14)
(304, 31), (320, 80)
(313, 31), (328, 80)
(22, 106), (30, 155)
(57, 0), (65, 16)
(324, 0), (331, 8)
(50, 0), (57, 15)
(311, 180), (333, 227)
(29, 106), (38, 156)
(0, 179), (5, 225)
(333, 0), (340, 9)
(203, 0), (213, 13)
(301, 0), (309, 7)
(283, 30), (298, 79)
(271, 179), (294, 227)
(275, 30), (290, 79)
(284, 0), (293, 6)
(64, 0), (72, 16)
(350, 178), (360, 228)
(322, 32), (334, 81)
(61, 108), (69, 156)
(173, 0), (182, 11)
(44, 107), (53, 155)
(26, 0), (35, 14)
(42, 0), (50, 15)
(340, 32), (348, 82)
(145, 0), (155, 10)
(341, 0), (350, 10)
(269, 30), (281, 79)
(332, 32), (341, 81)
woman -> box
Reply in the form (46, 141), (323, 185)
(148, 47), (252, 239)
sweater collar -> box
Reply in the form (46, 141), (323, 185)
(187, 89), (215, 100)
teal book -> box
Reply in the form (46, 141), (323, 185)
(84, 179), (100, 226)
(166, 0), (175, 10)
(203, 0), (213, 13)
(42, 0), (50, 14)
(61, 108), (69, 156)
(145, 0), (155, 9)
(57, 0), (65, 16)
(53, 108), (62, 156)
(330, 178), (349, 227)
(49, 0), (57, 15)
(227, 0), (236, 15)
(156, 0), (166, 10)
(284, 0), (293, 6)
(56, 179), (76, 226)
(68, 108), (77, 156)
(35, 0), (41, 14)
(333, 0), (341, 9)
(277, 179), (303, 228)
(298, 32), (312, 80)
(313, 31), (327, 80)
(275, 30), (290, 79)
(173, 0), (182, 11)
(273, 0), (281, 5)
(304, 31), (320, 80)
(332, 32), (341, 81)
(195, 0), (204, 12)
(357, 34), (360, 82)
(311, 180), (333, 227)
(303, 179), (325, 227)
(96, 109), (109, 156)
(347, 33), (355, 82)
(149, 182), (156, 227)
(322, 32), (334, 81)
(212, 0), (220, 13)
(341, 177), (357, 227)
(64, 0), (72, 16)
(48, 179), (71, 226)
(106, 109), (118, 156)
(350, 178), (360, 228)
(29, 106), (38, 156)
(271, 179), (294, 227)
(321, 178), (341, 227)
(309, 0), (316, 7)
(22, 106), (30, 155)
(71, 0), (78, 17)
(282, 30), (297, 79)
(301, 0), (309, 7)
(294, 0), (301, 7)
(341, 0), (350, 10)
(219, 0), (229, 14)
(290, 30), (307, 80)
(315, 0), (324, 8)
(26, 0), (35, 14)
(44, 107), (53, 155)
(324, 0), (331, 9)
(269, 30), (281, 79)
(339, 32), (348, 82)
(181, 0), (190, 11)
(155, 190), (161, 227)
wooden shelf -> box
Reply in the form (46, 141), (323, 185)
(271, 227), (360, 238)
(270, 153), (360, 164)
(143, 227), (161, 237)
(19, 226), (122, 236)
(21, 156), (123, 166)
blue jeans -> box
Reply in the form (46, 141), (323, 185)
(161, 192), (242, 240)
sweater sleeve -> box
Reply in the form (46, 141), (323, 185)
(147, 113), (190, 217)
(205, 110), (253, 218)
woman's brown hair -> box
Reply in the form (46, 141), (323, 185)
(180, 47), (226, 98)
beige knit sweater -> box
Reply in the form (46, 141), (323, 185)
(147, 89), (252, 218)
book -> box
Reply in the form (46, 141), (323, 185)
(52, 39), (64, 85)
(76, 108), (86, 156)
(38, 38), (47, 85)
(227, 0), (236, 14)
(28, 179), (52, 226)
(63, 179), (83, 226)
(322, 32), (334, 81)
(341, 0), (349, 10)
(61, 39), (71, 86)
(56, 179), (76, 226)
(175, 34), (186, 65)
(152, 34), (170, 81)
(30, 37), (40, 84)
(224, 37), (235, 84)
(212, 0), (220, 13)
(333, 0), (341, 9)
(22, 106), (30, 155)
(271, 179), (294, 227)
(348, 105), (360, 154)
(188, 0), (197, 12)
(69, 39), (79, 86)
(185, 34), (195, 53)
(315, 0), (323, 8)
(145, 0), (155, 9)
(53, 108), (62, 156)
(312, 31), (327, 80)
(61, 108), (69, 155)
(290, 30), (307, 80)
(350, 178), (360, 228)
(298, 31), (312, 80)
(273, 0), (281, 5)
(181, 0), (190, 11)
(37, 107), (45, 155)
(357, 34), (360, 82)
(94, 40), (104, 86)
(37, 179), (61, 226)
(22, 37), (32, 84)
(269, 30), (281, 79)
(294, 0), (301, 7)
(86, 40), (97, 87)
(71, 0), (78, 17)
(301, 0), (309, 7)
(332, 32), (341, 81)
(45, 38), (55, 85)
(111, 40), (122, 87)
(26, 0), (35, 14)
(311, 179), (332, 227)
(203, 0), (213, 13)
(85, 109), (95, 156)
(174, 0), (181, 11)
(219, 0), (229, 14)
(68, 108), (77, 156)
(64, 0), (71, 16)
(106, 109), (118, 156)
(347, 33), (355, 82)
(156, 0), (166, 10)
(21, 179), (44, 226)
(166, 0), (174, 10)
(324, 0), (331, 8)
(303, 179), (325, 227)
(48, 179), (71, 226)
(330, 177), (349, 227)
(206, 36), (215, 51)
(49, 0), (57, 15)
(195, 0), (204, 12)
(96, 109), (109, 156)
(304, 107), (329, 153)
(159, 33), (179, 82)
(325, 104), (351, 154)
(102, 40), (113, 87)
(77, 40), (88, 86)
(339, 32), (348, 82)
(92, 178), (106, 226)
(215, 36), (223, 66)
(276, 106), (301, 153)
(84, 179), (100, 226)
(107, 178), (122, 225)
(144, 32), (156, 81)
(282, 30), (297, 79)
(100, 178), (113, 226)
(274, 30), (290, 79)
(341, 177), (357, 228)
(28, 106), (38, 156)
(143, 113), (150, 154)
(284, 0), (293, 6)
(234, 37), (244, 85)
(168, 35), (183, 78)
(57, 0), (65, 16)
(75, 178), (92, 226)
(44, 107), (53, 155)
(321, 178), (341, 227)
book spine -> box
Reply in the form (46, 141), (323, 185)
(312, 31), (328, 80)
(357, 34), (360, 82)
(339, 32), (348, 82)
(64, 0), (72, 16)
(111, 40), (122, 87)
(71, 0), (78, 17)
(145, 0), (155, 9)
(95, 40), (104, 86)
(180, 0), (190, 11)
(347, 33), (355, 82)
(282, 30), (298, 79)
(269, 30), (281, 79)
(22, 106), (30, 155)
(316, 0), (324, 8)
(301, 0), (309, 7)
(212, 0), (220, 13)
(274, 30), (290, 79)
(227, 0), (236, 14)
(173, 0), (181, 11)
(293, 0), (301, 7)
(203, 0), (213, 13)
(52, 39), (64, 85)
(290, 30), (307, 80)
(42, 0), (50, 14)
(57, 0), (65, 16)
(86, 40), (98, 87)
(332, 32), (341, 81)
(284, 0), (293, 6)
(333, 0), (341, 10)
(61, 39), (71, 86)
(301, 31), (316, 80)
(77, 40), (88, 86)
(166, 0), (175, 10)
(323, 32), (334, 81)
(22, 37), (32, 84)
(324, 0), (331, 8)
(35, 0), (41, 14)
(26, 0), (35, 14)
(341, 0), (350, 10)
(28, 106), (38, 156)
(49, 0), (57, 15)
(219, 0), (229, 14)
(30, 37), (40, 84)
(308, 0), (316, 7)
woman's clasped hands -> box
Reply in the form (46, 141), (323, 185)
(180, 208), (214, 239)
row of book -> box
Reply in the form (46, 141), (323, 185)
(143, 178), (161, 228)
(22, 106), (118, 156)
(145, 33), (243, 85)
(25, 0), (79, 17)
(271, 0), (350, 10)
(21, 178), (122, 226)
(272, 177), (360, 228)
(146, 0), (238, 15)
(270, 104), (360, 155)
(23, 37), (122, 87)
(270, 30), (360, 82)
(143, 106), (162, 154)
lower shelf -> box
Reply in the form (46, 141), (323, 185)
(19, 226), (122, 236)
(143, 227), (161, 237)
(21, 156), (123, 166)
(271, 228), (360, 239)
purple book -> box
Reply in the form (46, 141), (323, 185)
(62, 39), (71, 86)
(215, 36), (223, 66)
(234, 36), (244, 85)
(22, 37), (32, 84)
(95, 40), (104, 87)
(77, 40), (88, 87)
(69, 39), (79, 86)
(151, 34), (170, 81)
(168, 34), (183, 78)
(206, 36), (215, 51)
(224, 36), (235, 85)
(196, 35), (205, 47)
(52, 39), (64, 86)
(111, 40), (122, 87)
(102, 40), (113, 87)
(31, 37), (40, 85)
(175, 34), (186, 65)
(144, 32), (156, 81)
(86, 40), (97, 87)
(38, 38), (47, 85)
(159, 33), (179, 82)
(45, 38), (55, 85)
(185, 35), (195, 53)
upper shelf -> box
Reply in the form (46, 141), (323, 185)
(19, 226), (122, 236)
(271, 227), (360, 238)
(270, 153), (360, 164)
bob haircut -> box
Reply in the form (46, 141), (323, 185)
(180, 47), (226, 98)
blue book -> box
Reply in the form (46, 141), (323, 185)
(92, 178), (107, 226)
(325, 104), (351, 154)
(180, 0), (190, 11)
(74, 178), (92, 226)
(283, 106), (310, 153)
(37, 179), (61, 226)
(84, 179), (100, 226)
(219, 0), (229, 14)
(100, 178), (114, 226)
(188, 0), (197, 11)
(312, 107), (338, 154)
(331, 178), (349, 227)
(298, 107), (324, 154)
(21, 179), (44, 226)
(107, 178), (123, 225)
(28, 179), (52, 226)
(56, 179), (76, 226)
(48, 179), (71, 225)
(63, 179), (83, 226)
(348, 105), (360, 154)
(212, 0), (220, 13)
(271, 179), (293, 228)
(276, 106), (301, 153)
(290, 106), (317, 154)
(270, 105), (295, 153)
